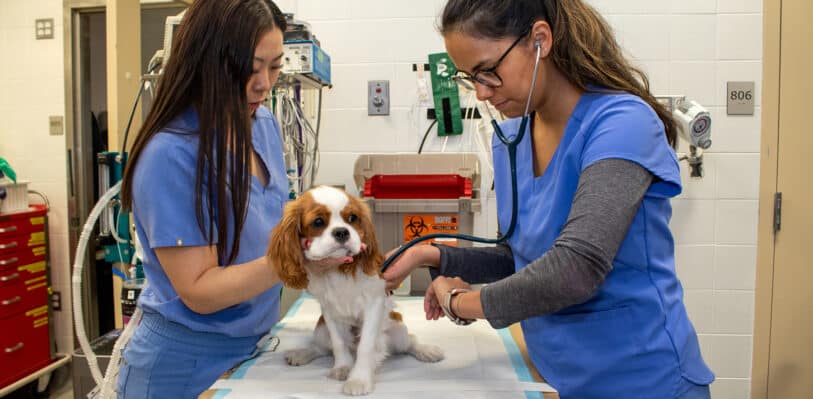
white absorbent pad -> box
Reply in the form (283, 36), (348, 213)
(209, 295), (556, 398)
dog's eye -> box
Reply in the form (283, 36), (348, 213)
(347, 214), (358, 223)
(312, 218), (325, 228)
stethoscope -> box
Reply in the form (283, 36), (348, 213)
(381, 41), (542, 272)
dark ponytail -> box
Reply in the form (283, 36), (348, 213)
(441, 0), (678, 148)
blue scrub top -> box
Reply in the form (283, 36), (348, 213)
(131, 105), (287, 337)
(492, 91), (714, 398)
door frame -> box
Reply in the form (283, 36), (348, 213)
(62, 0), (191, 340)
(752, 0), (780, 397)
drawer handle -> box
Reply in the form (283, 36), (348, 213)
(0, 273), (19, 282)
(0, 242), (18, 250)
(0, 226), (18, 234)
(1, 296), (21, 306)
(0, 257), (19, 266)
(4, 342), (24, 353)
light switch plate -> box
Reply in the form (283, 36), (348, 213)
(368, 80), (390, 116)
(49, 116), (63, 136)
(727, 81), (755, 115)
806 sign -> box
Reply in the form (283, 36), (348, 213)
(727, 81), (755, 115)
(730, 90), (753, 101)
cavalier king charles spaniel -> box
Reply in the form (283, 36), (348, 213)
(267, 185), (444, 396)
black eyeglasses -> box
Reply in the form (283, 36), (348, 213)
(453, 28), (532, 89)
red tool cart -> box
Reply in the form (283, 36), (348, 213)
(0, 205), (52, 389)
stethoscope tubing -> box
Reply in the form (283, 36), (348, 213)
(380, 41), (542, 273)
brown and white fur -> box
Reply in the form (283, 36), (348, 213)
(267, 185), (443, 396)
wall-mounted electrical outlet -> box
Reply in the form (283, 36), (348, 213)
(368, 80), (390, 116)
(51, 291), (62, 311)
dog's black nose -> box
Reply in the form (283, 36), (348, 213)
(332, 227), (350, 243)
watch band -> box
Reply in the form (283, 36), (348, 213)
(441, 288), (475, 326)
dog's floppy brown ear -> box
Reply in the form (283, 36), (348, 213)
(268, 199), (309, 289)
(353, 196), (384, 276)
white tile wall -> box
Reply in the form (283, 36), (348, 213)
(684, 289), (715, 333)
(0, 0), (73, 359)
(670, 15), (718, 61)
(718, 14), (763, 60)
(671, 0), (718, 14)
(718, 0), (763, 14)
(0, 1), (763, 398)
(714, 245), (757, 290)
(716, 154), (761, 199)
(714, 290), (756, 334)
(715, 200), (759, 244)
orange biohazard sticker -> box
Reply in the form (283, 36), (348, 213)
(403, 214), (459, 246)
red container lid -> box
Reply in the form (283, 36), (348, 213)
(364, 174), (472, 199)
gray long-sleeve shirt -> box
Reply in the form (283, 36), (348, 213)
(430, 158), (653, 329)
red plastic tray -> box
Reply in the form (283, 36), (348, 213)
(364, 174), (472, 199)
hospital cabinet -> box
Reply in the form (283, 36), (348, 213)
(0, 205), (52, 389)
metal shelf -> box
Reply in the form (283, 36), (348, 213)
(0, 354), (71, 397)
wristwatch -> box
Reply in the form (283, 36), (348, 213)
(441, 288), (476, 326)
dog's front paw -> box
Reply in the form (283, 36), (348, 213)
(413, 343), (444, 363)
(328, 366), (351, 381)
(342, 378), (374, 396)
(285, 348), (316, 366)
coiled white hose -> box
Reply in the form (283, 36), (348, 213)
(72, 181), (143, 398)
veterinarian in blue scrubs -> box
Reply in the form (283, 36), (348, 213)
(118, 1), (349, 398)
(383, 1), (715, 398)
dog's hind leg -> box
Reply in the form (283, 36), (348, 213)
(386, 316), (444, 363)
(285, 316), (331, 366)
(405, 334), (444, 362)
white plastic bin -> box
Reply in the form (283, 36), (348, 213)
(354, 154), (481, 295)
(0, 180), (29, 214)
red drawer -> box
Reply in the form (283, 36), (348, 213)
(0, 263), (47, 319)
(0, 232), (46, 256)
(0, 306), (51, 389)
(0, 205), (47, 240)
(0, 246), (46, 272)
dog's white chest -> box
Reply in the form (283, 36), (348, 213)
(307, 270), (387, 324)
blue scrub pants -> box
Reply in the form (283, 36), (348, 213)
(117, 312), (265, 399)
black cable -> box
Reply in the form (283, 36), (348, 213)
(120, 63), (161, 158)
(120, 79), (147, 158)
(417, 119), (438, 154)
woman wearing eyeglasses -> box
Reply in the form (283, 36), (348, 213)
(382, 0), (714, 398)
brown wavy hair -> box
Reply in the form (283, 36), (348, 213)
(121, 0), (287, 264)
(440, 0), (677, 148)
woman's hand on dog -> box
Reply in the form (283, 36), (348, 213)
(381, 245), (441, 291)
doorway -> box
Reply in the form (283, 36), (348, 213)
(65, 2), (185, 341)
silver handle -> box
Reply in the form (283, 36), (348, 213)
(0, 242), (18, 250)
(4, 342), (23, 353)
(0, 226), (18, 234)
(1, 296), (21, 306)
(0, 273), (19, 282)
(0, 257), (19, 266)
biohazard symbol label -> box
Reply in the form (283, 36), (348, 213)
(403, 214), (459, 246)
